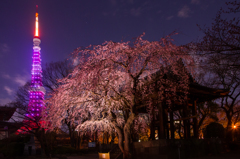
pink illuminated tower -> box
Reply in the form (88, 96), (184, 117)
(27, 5), (45, 119)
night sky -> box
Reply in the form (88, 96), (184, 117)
(0, 0), (232, 105)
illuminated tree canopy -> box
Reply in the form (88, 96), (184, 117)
(44, 33), (194, 158)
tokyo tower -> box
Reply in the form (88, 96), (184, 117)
(27, 5), (45, 120)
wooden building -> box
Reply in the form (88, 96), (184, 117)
(148, 81), (229, 140)
(0, 107), (18, 140)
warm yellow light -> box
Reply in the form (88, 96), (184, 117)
(233, 125), (236, 129)
(35, 13), (39, 37)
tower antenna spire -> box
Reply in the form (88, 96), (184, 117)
(35, 5), (39, 37)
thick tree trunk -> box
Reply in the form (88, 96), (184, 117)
(123, 113), (135, 159)
(111, 111), (135, 159)
(114, 125), (124, 155)
(226, 116), (233, 141)
(192, 100), (198, 138)
(67, 123), (76, 148)
(170, 110), (174, 139)
(35, 129), (48, 157)
(124, 130), (131, 159)
(150, 108), (155, 140)
(158, 102), (165, 139)
(70, 131), (75, 148)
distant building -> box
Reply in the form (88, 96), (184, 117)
(0, 107), (18, 140)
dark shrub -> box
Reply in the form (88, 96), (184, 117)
(204, 122), (225, 139)
(0, 142), (24, 157)
(228, 142), (239, 150)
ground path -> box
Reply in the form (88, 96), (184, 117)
(66, 151), (240, 159)
(188, 150), (240, 159)
(12, 149), (240, 159)
(67, 153), (98, 159)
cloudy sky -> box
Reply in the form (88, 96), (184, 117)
(0, 0), (232, 105)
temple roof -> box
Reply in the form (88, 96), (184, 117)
(0, 107), (16, 121)
(189, 83), (229, 103)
